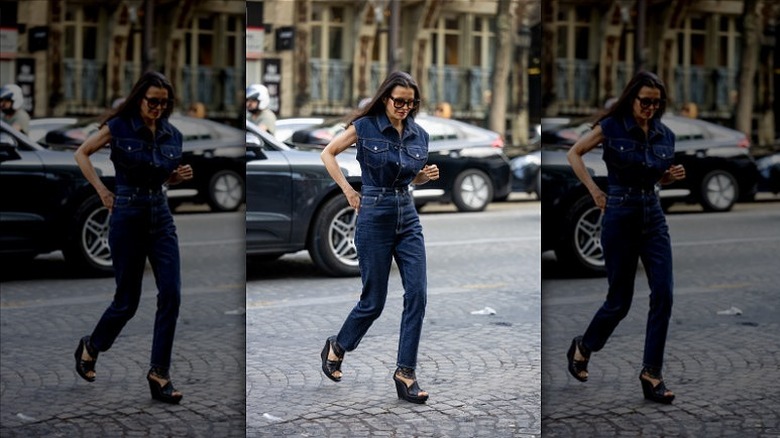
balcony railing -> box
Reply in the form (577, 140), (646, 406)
(309, 59), (352, 107)
(63, 59), (106, 112)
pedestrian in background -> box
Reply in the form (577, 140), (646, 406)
(565, 71), (686, 404)
(319, 71), (439, 404)
(680, 102), (698, 119)
(73, 71), (193, 404)
(187, 102), (206, 118)
(1, 83), (30, 135)
(246, 83), (276, 135)
(434, 101), (451, 118)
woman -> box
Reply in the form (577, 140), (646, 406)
(319, 71), (439, 404)
(565, 71), (686, 404)
(73, 71), (193, 404)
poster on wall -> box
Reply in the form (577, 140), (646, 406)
(263, 58), (281, 114)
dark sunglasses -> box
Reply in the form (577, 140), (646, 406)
(388, 96), (420, 109)
(636, 97), (663, 109)
(143, 97), (172, 109)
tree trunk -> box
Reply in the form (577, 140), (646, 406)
(735, 0), (760, 138)
(489, 0), (515, 137)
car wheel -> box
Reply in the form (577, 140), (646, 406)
(63, 195), (113, 276)
(207, 169), (244, 212)
(308, 195), (360, 277)
(700, 169), (738, 212)
(555, 194), (606, 276)
(452, 168), (493, 212)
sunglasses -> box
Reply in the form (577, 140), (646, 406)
(143, 97), (172, 109)
(636, 97), (664, 109)
(388, 96), (420, 109)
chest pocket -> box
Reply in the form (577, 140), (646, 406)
(361, 140), (390, 168)
(604, 139), (640, 169)
(158, 142), (182, 172)
(113, 139), (147, 169)
(650, 144), (674, 167)
(402, 145), (427, 173)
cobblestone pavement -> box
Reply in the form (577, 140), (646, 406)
(541, 202), (780, 437)
(246, 201), (542, 437)
(0, 211), (247, 437)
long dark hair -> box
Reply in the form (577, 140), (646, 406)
(100, 71), (175, 126)
(348, 71), (422, 125)
(596, 70), (667, 125)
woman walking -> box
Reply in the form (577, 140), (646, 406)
(565, 71), (686, 404)
(74, 71), (193, 404)
(319, 71), (439, 404)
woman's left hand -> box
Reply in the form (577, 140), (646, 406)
(168, 165), (194, 185)
(415, 164), (439, 185)
(666, 164), (686, 182)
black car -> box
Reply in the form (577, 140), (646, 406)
(1, 121), (114, 275)
(289, 114), (512, 212)
(43, 115), (246, 212)
(541, 115), (760, 276)
(756, 152), (780, 194)
(543, 115), (759, 213)
(510, 150), (541, 198)
(245, 121), (361, 276)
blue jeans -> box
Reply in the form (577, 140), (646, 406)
(336, 186), (427, 370)
(581, 186), (673, 371)
(89, 186), (181, 372)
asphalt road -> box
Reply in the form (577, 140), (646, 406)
(0, 207), (247, 437)
(541, 198), (780, 437)
(245, 194), (542, 437)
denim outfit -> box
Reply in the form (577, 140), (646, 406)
(581, 115), (676, 372)
(89, 115), (183, 372)
(336, 113), (430, 370)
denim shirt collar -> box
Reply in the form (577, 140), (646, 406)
(129, 115), (174, 141)
(376, 112), (417, 141)
(621, 116), (664, 141)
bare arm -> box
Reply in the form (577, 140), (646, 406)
(74, 125), (114, 211)
(566, 125), (607, 210)
(321, 125), (361, 211)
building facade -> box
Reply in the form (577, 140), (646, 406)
(542, 0), (778, 147)
(1, 0), (245, 125)
(248, 0), (541, 147)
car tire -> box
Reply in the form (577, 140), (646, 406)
(63, 195), (114, 276)
(555, 194), (606, 276)
(207, 169), (244, 212)
(308, 195), (360, 277)
(700, 169), (738, 212)
(452, 168), (493, 212)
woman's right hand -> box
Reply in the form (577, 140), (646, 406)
(591, 188), (607, 211)
(344, 188), (361, 214)
(98, 188), (115, 212)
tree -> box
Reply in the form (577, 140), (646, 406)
(735, 0), (760, 137)
(489, 0), (516, 137)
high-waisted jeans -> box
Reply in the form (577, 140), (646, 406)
(336, 186), (427, 370)
(89, 185), (181, 372)
(581, 186), (673, 372)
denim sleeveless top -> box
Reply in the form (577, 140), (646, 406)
(598, 115), (675, 189)
(353, 113), (429, 188)
(107, 116), (183, 189)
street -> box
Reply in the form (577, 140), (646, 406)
(245, 195), (542, 437)
(541, 198), (780, 437)
(0, 208), (247, 437)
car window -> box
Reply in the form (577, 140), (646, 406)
(171, 118), (214, 141)
(663, 118), (707, 142)
(416, 118), (460, 141)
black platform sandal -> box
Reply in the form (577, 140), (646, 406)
(639, 368), (675, 404)
(566, 336), (590, 382)
(147, 368), (183, 404)
(393, 367), (429, 404)
(320, 336), (344, 382)
(74, 336), (98, 382)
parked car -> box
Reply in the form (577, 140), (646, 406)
(510, 150), (541, 198)
(541, 115), (760, 276)
(43, 115), (246, 211)
(245, 121), (361, 276)
(543, 115), (758, 212)
(289, 114), (512, 212)
(756, 152), (780, 194)
(1, 120), (114, 275)
(27, 117), (79, 144)
(273, 117), (324, 143)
